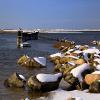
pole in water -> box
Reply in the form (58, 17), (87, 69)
(17, 29), (23, 48)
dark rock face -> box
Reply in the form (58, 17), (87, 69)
(89, 81), (100, 93)
(27, 74), (62, 92)
(4, 72), (26, 88)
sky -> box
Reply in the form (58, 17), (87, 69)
(0, 0), (100, 29)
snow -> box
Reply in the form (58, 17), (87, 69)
(66, 55), (79, 60)
(48, 89), (100, 100)
(19, 74), (26, 81)
(83, 48), (100, 54)
(92, 71), (100, 74)
(75, 45), (81, 49)
(50, 53), (62, 57)
(24, 98), (30, 100)
(94, 54), (100, 58)
(83, 53), (89, 62)
(68, 61), (76, 66)
(96, 65), (100, 70)
(36, 73), (62, 82)
(70, 63), (90, 82)
(94, 58), (100, 64)
(73, 50), (82, 54)
(34, 57), (46, 66)
(66, 49), (76, 54)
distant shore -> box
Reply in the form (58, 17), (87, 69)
(0, 29), (100, 34)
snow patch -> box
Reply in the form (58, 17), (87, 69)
(73, 50), (83, 54)
(19, 74), (26, 81)
(50, 53), (62, 57)
(92, 71), (100, 74)
(83, 48), (100, 54)
(96, 65), (100, 70)
(36, 73), (62, 82)
(68, 61), (76, 66)
(94, 58), (100, 64)
(75, 45), (81, 49)
(34, 57), (46, 66)
(67, 55), (79, 60)
(49, 89), (100, 100)
(83, 53), (89, 62)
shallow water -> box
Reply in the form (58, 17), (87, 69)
(0, 32), (100, 100)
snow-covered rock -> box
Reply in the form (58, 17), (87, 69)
(50, 53), (62, 57)
(94, 58), (100, 64)
(34, 57), (46, 66)
(70, 63), (90, 82)
(27, 73), (62, 91)
(83, 48), (100, 54)
(36, 73), (62, 82)
(96, 65), (100, 70)
(4, 72), (26, 88)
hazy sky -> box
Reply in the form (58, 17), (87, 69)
(0, 0), (100, 29)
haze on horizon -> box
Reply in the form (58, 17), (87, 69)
(0, 0), (100, 29)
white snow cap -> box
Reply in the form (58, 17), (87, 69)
(68, 61), (76, 66)
(70, 63), (90, 82)
(94, 54), (100, 58)
(36, 73), (62, 82)
(83, 48), (100, 54)
(75, 45), (81, 49)
(67, 55), (79, 60)
(92, 71), (100, 74)
(50, 52), (62, 57)
(24, 98), (30, 100)
(83, 52), (89, 62)
(73, 50), (83, 54)
(34, 57), (46, 66)
(19, 74), (26, 81)
(94, 58), (100, 64)
(96, 65), (100, 70)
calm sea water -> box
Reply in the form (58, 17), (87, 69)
(0, 32), (100, 100)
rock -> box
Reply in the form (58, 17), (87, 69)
(18, 56), (46, 68)
(27, 73), (62, 91)
(4, 72), (26, 88)
(89, 80), (100, 93)
(67, 97), (75, 100)
(64, 73), (80, 90)
(17, 55), (29, 65)
(49, 56), (61, 63)
(67, 97), (82, 100)
(59, 57), (76, 64)
(59, 78), (76, 91)
(75, 59), (86, 65)
(85, 74), (100, 85)
(53, 41), (75, 49)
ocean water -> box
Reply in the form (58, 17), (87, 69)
(0, 32), (100, 100)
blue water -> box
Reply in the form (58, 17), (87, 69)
(0, 32), (100, 100)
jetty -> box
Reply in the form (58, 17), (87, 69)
(17, 30), (39, 48)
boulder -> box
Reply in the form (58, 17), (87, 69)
(4, 72), (26, 88)
(85, 74), (100, 85)
(75, 59), (86, 65)
(17, 55), (29, 65)
(27, 73), (62, 91)
(64, 73), (80, 90)
(53, 41), (75, 49)
(89, 80), (100, 93)
(18, 56), (46, 68)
